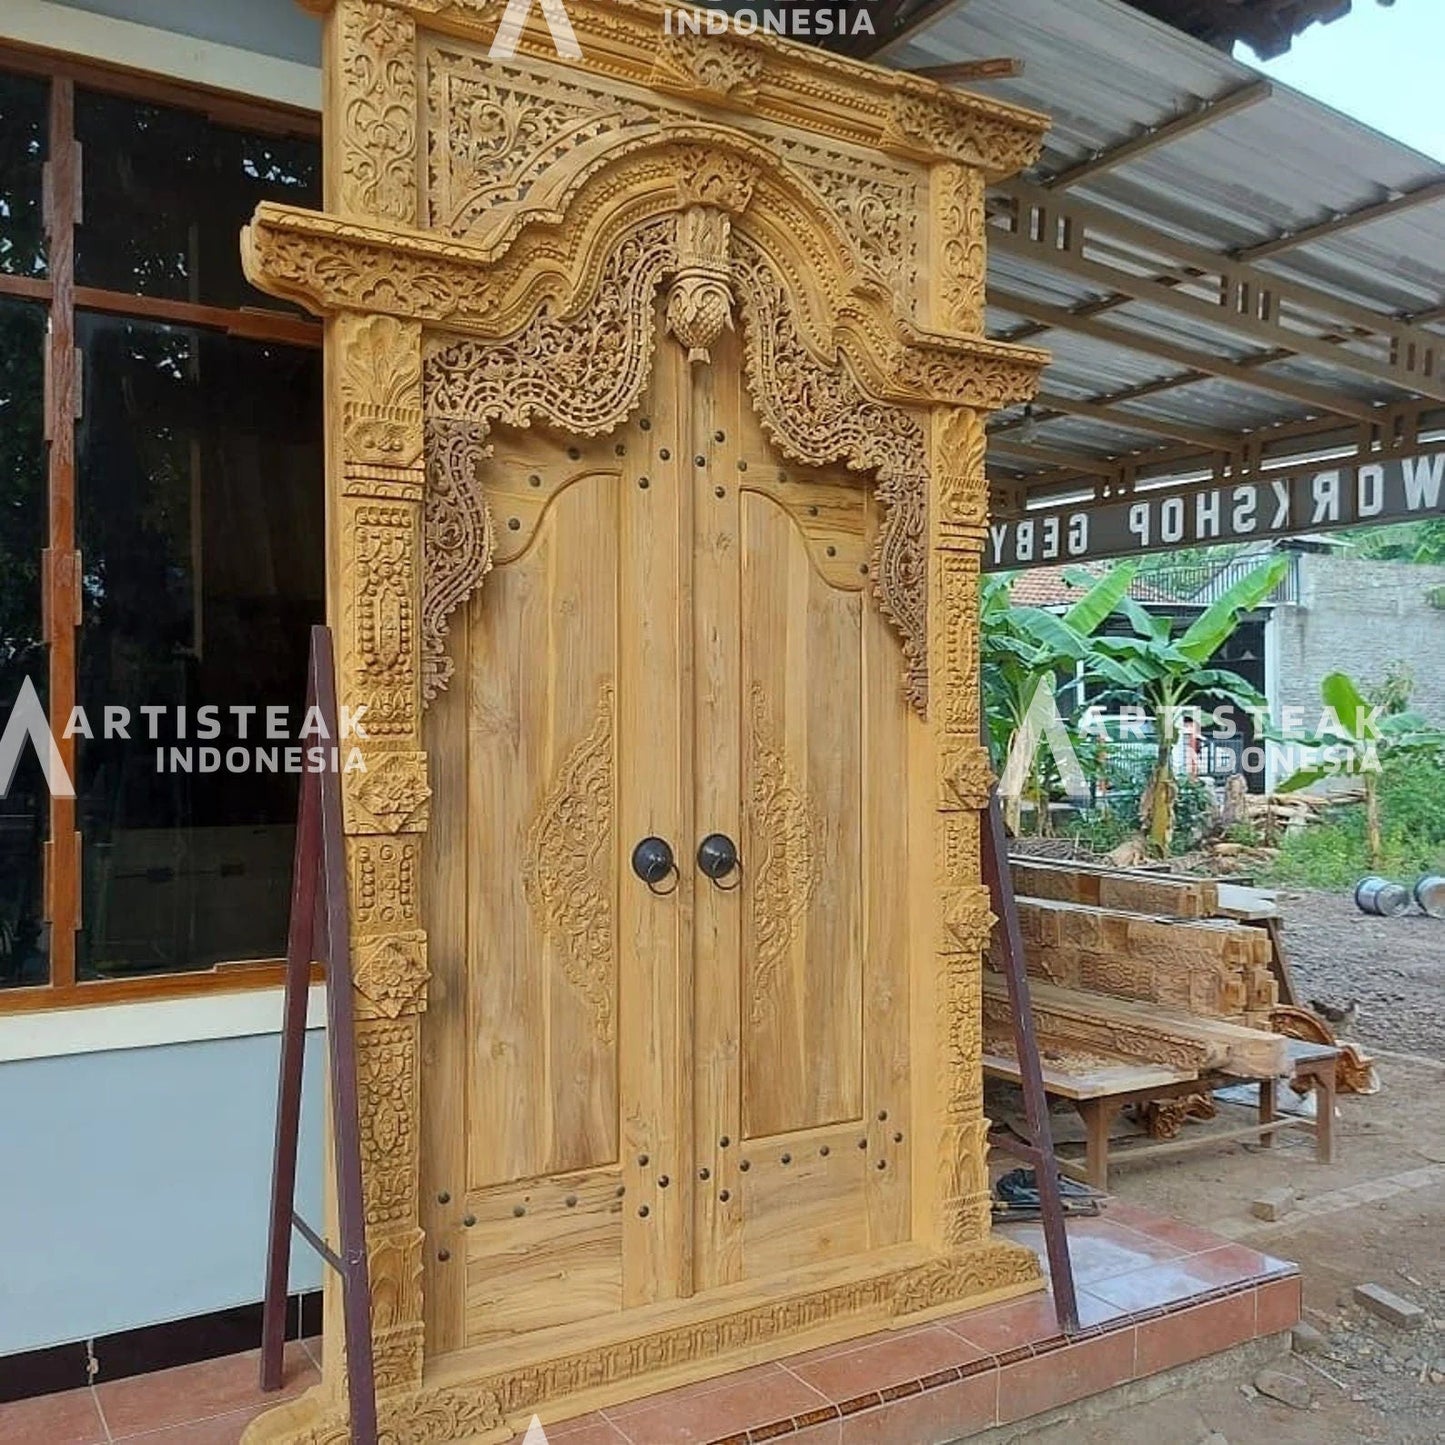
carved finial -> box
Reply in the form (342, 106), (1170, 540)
(666, 207), (734, 365)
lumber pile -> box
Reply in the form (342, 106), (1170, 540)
(981, 976), (1289, 1080)
(992, 864), (1278, 1026)
(984, 855), (1292, 1092)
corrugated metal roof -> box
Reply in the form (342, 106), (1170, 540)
(883, 0), (1445, 489)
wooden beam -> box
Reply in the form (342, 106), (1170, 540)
(913, 57), (1023, 83)
(1044, 81), (1273, 190)
(989, 286), (1379, 422)
(1237, 177), (1445, 261)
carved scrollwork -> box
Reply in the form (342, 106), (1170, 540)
(421, 415), (493, 700)
(522, 682), (617, 1044)
(675, 144), (758, 212)
(731, 233), (931, 714)
(745, 685), (821, 1026)
(933, 164), (987, 336)
(421, 217), (676, 694)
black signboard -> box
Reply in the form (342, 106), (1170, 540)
(984, 451), (1445, 571)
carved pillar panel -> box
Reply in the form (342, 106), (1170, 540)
(924, 154), (998, 1250)
(334, 308), (431, 1396)
(928, 406), (995, 1248)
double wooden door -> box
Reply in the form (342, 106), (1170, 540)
(422, 326), (914, 1357)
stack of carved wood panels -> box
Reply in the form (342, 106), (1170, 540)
(984, 858), (1288, 1082)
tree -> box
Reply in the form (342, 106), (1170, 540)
(981, 563), (1138, 834)
(1273, 670), (1445, 867)
(1087, 556), (1289, 855)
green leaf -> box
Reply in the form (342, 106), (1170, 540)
(1010, 607), (1090, 662)
(1176, 556), (1289, 662)
(1319, 671), (1375, 743)
(1062, 561), (1139, 635)
(1276, 765), (1331, 793)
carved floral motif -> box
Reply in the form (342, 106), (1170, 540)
(356, 1018), (420, 1229)
(344, 750), (433, 835)
(932, 164), (987, 336)
(353, 929), (430, 1019)
(666, 206), (734, 364)
(522, 683), (617, 1044)
(338, 314), (424, 467)
(338, 2), (418, 223)
(650, 31), (765, 104)
(745, 685), (821, 1026)
(424, 49), (654, 236)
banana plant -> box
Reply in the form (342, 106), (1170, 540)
(1273, 669), (1445, 865)
(981, 562), (1138, 834)
(1087, 556), (1289, 855)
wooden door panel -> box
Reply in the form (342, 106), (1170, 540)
(463, 1167), (624, 1346)
(464, 457), (622, 1192)
(739, 488), (865, 1141)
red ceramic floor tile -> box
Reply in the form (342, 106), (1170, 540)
(546, 1413), (631, 1443)
(996, 1328), (1136, 1426)
(109, 1403), (267, 1443)
(838, 1371), (997, 1445)
(1134, 1292), (1258, 1378)
(945, 1293), (1063, 1354)
(98, 1343), (316, 1439)
(1086, 1244), (1279, 1313)
(786, 1324), (988, 1403)
(0, 1387), (107, 1445)
(1255, 1274), (1303, 1336)
(1113, 1213), (1236, 1255)
(995, 1219), (1187, 1285)
(607, 1363), (827, 1444)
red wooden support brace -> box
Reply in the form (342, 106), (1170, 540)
(259, 626), (379, 1444)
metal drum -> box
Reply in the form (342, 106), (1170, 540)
(1354, 876), (1412, 917)
(1413, 875), (1445, 919)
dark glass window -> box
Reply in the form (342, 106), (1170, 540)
(0, 70), (47, 278)
(0, 298), (49, 987)
(75, 315), (323, 978)
(75, 88), (319, 309)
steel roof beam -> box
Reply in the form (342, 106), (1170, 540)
(1237, 177), (1445, 262)
(989, 285), (1379, 422)
(1042, 80), (1273, 190)
(994, 391), (1241, 451)
(986, 438), (1119, 475)
(992, 179), (1445, 399)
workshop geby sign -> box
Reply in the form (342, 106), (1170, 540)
(984, 450), (1445, 571)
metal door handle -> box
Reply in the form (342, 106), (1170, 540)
(697, 833), (741, 890)
(631, 836), (679, 895)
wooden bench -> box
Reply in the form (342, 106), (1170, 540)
(985, 1039), (1338, 1189)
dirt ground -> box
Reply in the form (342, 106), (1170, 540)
(1275, 888), (1445, 1058)
(1008, 888), (1445, 1443)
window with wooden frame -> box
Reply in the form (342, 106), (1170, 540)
(0, 50), (323, 1010)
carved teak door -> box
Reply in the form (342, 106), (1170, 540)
(422, 319), (912, 1356)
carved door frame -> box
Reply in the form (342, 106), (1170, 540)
(241, 2), (1050, 1438)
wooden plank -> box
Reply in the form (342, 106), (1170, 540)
(1008, 857), (1219, 917)
(983, 1051), (1197, 1100)
(1214, 882), (1280, 920)
(984, 977), (1289, 1078)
